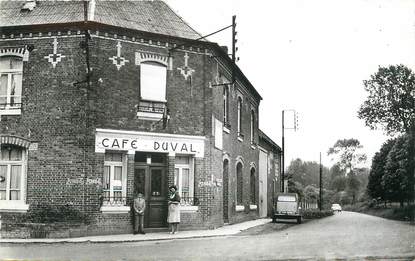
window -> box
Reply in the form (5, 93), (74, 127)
(250, 168), (256, 204)
(0, 144), (28, 212)
(0, 56), (23, 114)
(137, 61), (167, 120)
(250, 110), (256, 144)
(237, 97), (243, 138)
(236, 162), (243, 205)
(174, 156), (195, 206)
(223, 86), (230, 128)
(103, 152), (127, 206)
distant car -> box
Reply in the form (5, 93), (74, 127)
(331, 203), (342, 212)
(272, 193), (302, 224)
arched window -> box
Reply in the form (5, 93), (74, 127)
(223, 86), (229, 126)
(223, 159), (229, 221)
(250, 168), (256, 204)
(0, 144), (25, 201)
(236, 162), (243, 205)
(0, 56), (23, 112)
(237, 97), (243, 137)
(250, 110), (255, 144)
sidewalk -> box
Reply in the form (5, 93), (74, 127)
(0, 218), (272, 244)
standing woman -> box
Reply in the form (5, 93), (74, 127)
(167, 185), (181, 234)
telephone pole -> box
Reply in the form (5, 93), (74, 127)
(319, 152), (323, 211)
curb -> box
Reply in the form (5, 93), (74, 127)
(0, 219), (272, 244)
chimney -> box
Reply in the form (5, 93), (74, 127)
(21, 0), (36, 11)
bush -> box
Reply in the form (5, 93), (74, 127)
(302, 209), (334, 219)
(28, 203), (90, 224)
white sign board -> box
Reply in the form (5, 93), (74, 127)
(95, 129), (205, 158)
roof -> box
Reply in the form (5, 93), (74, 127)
(0, 0), (202, 40)
(259, 129), (281, 152)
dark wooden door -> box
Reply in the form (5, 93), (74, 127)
(134, 166), (167, 228)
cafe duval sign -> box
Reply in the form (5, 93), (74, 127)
(95, 129), (205, 158)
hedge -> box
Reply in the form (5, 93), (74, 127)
(302, 209), (334, 219)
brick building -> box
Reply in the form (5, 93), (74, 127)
(0, 0), (281, 238)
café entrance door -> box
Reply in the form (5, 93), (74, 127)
(134, 158), (168, 228)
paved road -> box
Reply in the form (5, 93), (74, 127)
(1, 211), (414, 260)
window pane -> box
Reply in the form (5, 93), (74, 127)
(10, 74), (22, 107)
(182, 168), (189, 197)
(134, 152), (147, 163)
(0, 191), (5, 200)
(0, 74), (7, 106)
(175, 156), (189, 165)
(114, 166), (122, 181)
(10, 165), (21, 189)
(105, 152), (122, 162)
(151, 169), (162, 196)
(10, 57), (23, 70)
(140, 62), (167, 102)
(10, 147), (22, 161)
(103, 166), (110, 190)
(10, 190), (20, 200)
(174, 168), (179, 188)
(0, 165), (7, 189)
(0, 57), (11, 70)
(150, 153), (165, 164)
(134, 168), (146, 195)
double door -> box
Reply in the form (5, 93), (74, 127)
(134, 166), (167, 228)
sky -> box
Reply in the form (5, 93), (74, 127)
(164, 0), (415, 168)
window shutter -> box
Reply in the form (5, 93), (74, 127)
(140, 62), (167, 102)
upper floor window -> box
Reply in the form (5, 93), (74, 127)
(237, 97), (243, 138)
(0, 144), (25, 201)
(223, 86), (230, 128)
(250, 110), (256, 144)
(0, 56), (23, 113)
(137, 61), (167, 120)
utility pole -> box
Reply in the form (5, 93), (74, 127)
(281, 110), (285, 192)
(319, 152), (323, 211)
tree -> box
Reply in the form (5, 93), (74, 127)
(367, 138), (396, 201)
(327, 139), (367, 174)
(286, 158), (329, 187)
(383, 135), (412, 206)
(357, 64), (415, 135)
(358, 65), (415, 207)
(346, 172), (361, 204)
(331, 176), (347, 192)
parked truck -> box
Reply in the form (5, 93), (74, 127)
(272, 193), (302, 224)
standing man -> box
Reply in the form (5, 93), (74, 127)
(133, 192), (146, 234)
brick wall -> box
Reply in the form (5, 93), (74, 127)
(0, 25), (263, 237)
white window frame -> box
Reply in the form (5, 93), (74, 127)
(0, 145), (29, 212)
(237, 97), (243, 140)
(174, 156), (196, 209)
(101, 152), (129, 213)
(137, 61), (168, 121)
(0, 55), (23, 116)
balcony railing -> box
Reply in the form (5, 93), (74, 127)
(137, 105), (165, 114)
(100, 196), (128, 207)
(180, 196), (199, 206)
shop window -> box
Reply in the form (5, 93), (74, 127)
(137, 61), (167, 120)
(174, 156), (195, 206)
(237, 97), (243, 139)
(236, 162), (243, 205)
(102, 152), (127, 206)
(0, 144), (28, 212)
(250, 168), (256, 204)
(0, 56), (23, 115)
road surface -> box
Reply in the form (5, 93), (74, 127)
(1, 211), (414, 260)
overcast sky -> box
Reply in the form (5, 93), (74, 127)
(165, 0), (415, 168)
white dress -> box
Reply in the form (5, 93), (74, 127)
(167, 193), (180, 223)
